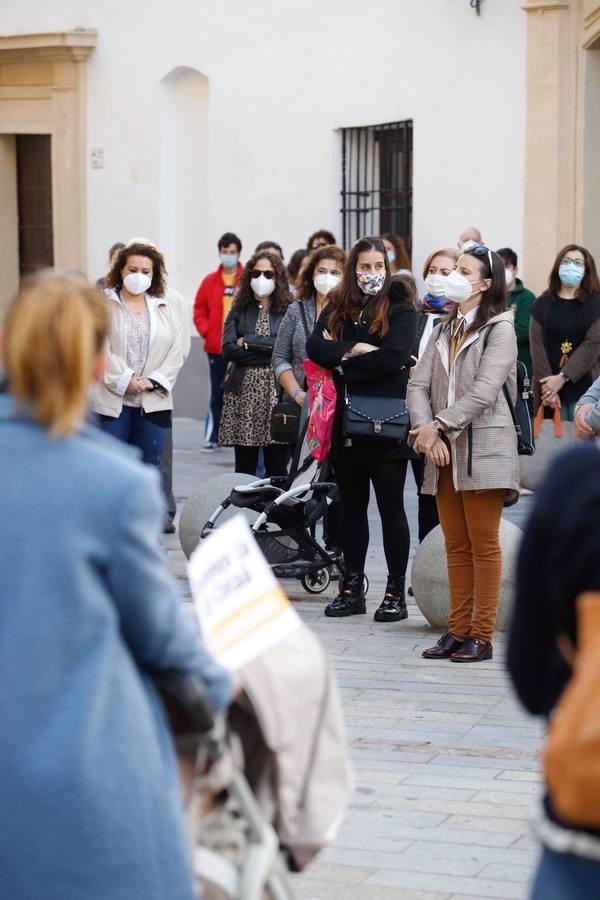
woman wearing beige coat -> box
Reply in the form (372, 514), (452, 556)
(93, 241), (183, 468)
(407, 246), (518, 663)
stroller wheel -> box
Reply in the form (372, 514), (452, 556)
(301, 568), (331, 594)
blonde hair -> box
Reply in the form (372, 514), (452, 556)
(4, 276), (108, 436)
(421, 247), (460, 280)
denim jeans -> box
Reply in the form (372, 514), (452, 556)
(99, 406), (167, 468)
(207, 353), (227, 443)
(531, 847), (600, 899)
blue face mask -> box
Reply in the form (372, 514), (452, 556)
(220, 253), (239, 269)
(559, 262), (584, 288)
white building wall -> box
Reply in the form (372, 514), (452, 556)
(1, 0), (528, 302)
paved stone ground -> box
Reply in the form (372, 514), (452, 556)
(165, 418), (544, 900)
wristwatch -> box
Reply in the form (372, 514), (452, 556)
(432, 418), (445, 433)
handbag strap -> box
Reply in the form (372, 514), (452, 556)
(298, 301), (311, 341)
(533, 402), (562, 438)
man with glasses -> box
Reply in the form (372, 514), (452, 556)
(497, 247), (536, 375)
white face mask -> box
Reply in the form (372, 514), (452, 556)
(444, 270), (479, 304)
(386, 249), (396, 266)
(123, 272), (152, 296)
(425, 273), (447, 298)
(505, 268), (514, 287)
(313, 272), (341, 297)
(250, 274), (276, 298)
(460, 239), (479, 253)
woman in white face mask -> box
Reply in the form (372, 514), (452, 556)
(407, 246), (519, 664)
(407, 247), (460, 577)
(92, 241), (184, 470)
(273, 245), (347, 409)
(219, 251), (292, 476)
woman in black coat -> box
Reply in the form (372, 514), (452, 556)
(307, 236), (416, 621)
(219, 250), (290, 476)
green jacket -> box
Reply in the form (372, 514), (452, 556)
(509, 278), (535, 374)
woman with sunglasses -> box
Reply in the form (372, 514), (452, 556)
(307, 236), (416, 621)
(530, 245), (600, 420)
(219, 250), (291, 475)
(408, 245), (519, 663)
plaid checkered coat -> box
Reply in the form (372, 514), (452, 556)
(407, 310), (520, 505)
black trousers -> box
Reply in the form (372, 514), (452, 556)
(234, 444), (289, 477)
(335, 455), (410, 577)
(410, 454), (440, 543)
(159, 426), (176, 519)
(207, 353), (227, 443)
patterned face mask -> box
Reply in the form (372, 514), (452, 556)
(356, 271), (386, 296)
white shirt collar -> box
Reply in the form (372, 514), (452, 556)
(457, 305), (479, 327)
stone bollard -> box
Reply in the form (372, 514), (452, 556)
(411, 519), (523, 632)
(179, 472), (257, 559)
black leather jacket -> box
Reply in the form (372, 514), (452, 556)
(222, 303), (286, 367)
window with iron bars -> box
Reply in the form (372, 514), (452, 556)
(340, 120), (413, 254)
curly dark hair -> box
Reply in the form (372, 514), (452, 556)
(307, 229), (336, 250)
(233, 251), (291, 314)
(296, 245), (347, 300)
(106, 242), (167, 297)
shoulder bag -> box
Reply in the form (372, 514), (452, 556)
(269, 303), (312, 444)
(343, 390), (410, 444)
(482, 325), (535, 456)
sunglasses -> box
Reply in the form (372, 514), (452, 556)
(466, 243), (494, 275)
(249, 270), (275, 280)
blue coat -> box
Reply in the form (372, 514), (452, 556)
(0, 394), (232, 900)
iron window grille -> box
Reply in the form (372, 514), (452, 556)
(340, 120), (413, 252)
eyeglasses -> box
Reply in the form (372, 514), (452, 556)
(560, 256), (585, 268)
(466, 243), (494, 275)
(249, 270), (275, 280)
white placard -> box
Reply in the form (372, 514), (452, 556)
(188, 514), (302, 671)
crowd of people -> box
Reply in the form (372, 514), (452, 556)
(3, 222), (600, 897)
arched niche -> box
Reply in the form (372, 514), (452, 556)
(159, 66), (209, 302)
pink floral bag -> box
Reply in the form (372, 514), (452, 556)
(303, 360), (337, 463)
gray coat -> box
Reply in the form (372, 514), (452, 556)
(272, 298), (316, 398)
(407, 310), (520, 504)
(576, 373), (600, 432)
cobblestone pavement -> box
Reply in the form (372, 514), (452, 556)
(166, 418), (544, 900)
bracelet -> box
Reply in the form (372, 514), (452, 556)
(291, 386), (302, 399)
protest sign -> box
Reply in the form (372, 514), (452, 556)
(188, 514), (302, 671)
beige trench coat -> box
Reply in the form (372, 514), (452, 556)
(407, 310), (520, 505)
(92, 289), (184, 418)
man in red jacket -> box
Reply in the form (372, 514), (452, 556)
(193, 233), (243, 450)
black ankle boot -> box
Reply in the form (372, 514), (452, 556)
(324, 571), (366, 618)
(374, 575), (408, 623)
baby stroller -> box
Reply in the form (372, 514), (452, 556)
(200, 423), (342, 594)
(161, 623), (352, 900)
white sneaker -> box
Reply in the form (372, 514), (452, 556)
(201, 441), (219, 452)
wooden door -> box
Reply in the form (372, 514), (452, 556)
(16, 134), (54, 277)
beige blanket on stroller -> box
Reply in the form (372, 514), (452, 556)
(231, 621), (353, 871)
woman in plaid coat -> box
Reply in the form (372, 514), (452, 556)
(407, 246), (519, 663)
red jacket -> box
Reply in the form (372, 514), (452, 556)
(193, 262), (244, 354)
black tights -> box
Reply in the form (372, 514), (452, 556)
(335, 456), (410, 576)
(234, 444), (289, 477)
(410, 455), (440, 543)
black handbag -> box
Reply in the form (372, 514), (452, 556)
(270, 398), (301, 443)
(343, 390), (410, 444)
(482, 327), (535, 456)
(222, 362), (244, 395)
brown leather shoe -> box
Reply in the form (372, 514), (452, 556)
(450, 636), (493, 663)
(422, 632), (466, 659)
